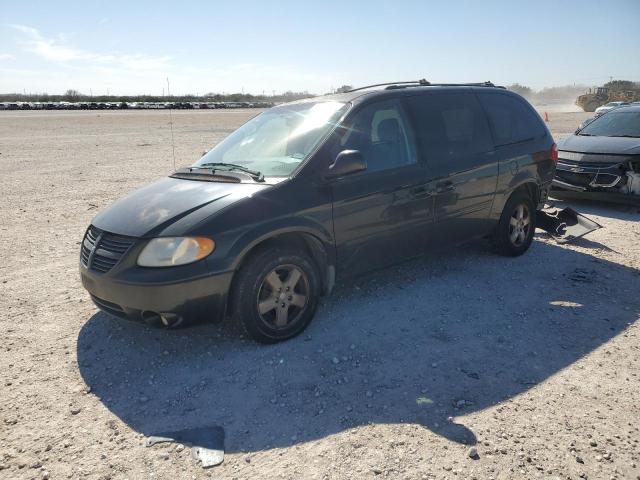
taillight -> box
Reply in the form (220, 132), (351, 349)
(550, 143), (558, 165)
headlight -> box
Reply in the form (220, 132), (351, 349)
(137, 237), (215, 267)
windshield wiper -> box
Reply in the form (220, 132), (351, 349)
(194, 162), (264, 182)
(578, 133), (595, 136)
(609, 135), (640, 138)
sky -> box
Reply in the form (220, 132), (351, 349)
(1, 0), (639, 96)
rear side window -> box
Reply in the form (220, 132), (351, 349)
(478, 93), (546, 146)
(405, 93), (493, 174)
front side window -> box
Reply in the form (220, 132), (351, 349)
(337, 100), (417, 172)
(406, 93), (493, 174)
(194, 101), (348, 177)
(579, 109), (640, 138)
(477, 93), (546, 146)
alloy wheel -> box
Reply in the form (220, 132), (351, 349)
(508, 203), (531, 246)
(256, 264), (309, 329)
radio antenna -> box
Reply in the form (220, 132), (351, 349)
(166, 77), (176, 171)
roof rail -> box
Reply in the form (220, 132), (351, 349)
(347, 79), (430, 92)
(347, 80), (504, 92)
(407, 81), (504, 89)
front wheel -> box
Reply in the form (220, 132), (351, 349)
(232, 247), (320, 343)
(492, 192), (536, 256)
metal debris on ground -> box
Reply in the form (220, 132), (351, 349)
(146, 426), (225, 468)
(537, 207), (602, 244)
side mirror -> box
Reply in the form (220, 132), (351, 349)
(325, 150), (366, 179)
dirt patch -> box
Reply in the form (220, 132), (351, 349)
(1, 109), (638, 479)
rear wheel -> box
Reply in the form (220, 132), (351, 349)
(492, 192), (536, 256)
(232, 247), (320, 343)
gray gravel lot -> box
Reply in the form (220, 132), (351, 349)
(1, 109), (639, 480)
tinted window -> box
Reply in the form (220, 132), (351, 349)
(337, 100), (417, 173)
(405, 93), (493, 174)
(478, 93), (546, 146)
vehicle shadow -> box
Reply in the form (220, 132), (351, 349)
(76, 238), (640, 453)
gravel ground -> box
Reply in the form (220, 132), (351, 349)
(1, 108), (639, 480)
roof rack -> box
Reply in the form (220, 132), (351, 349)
(347, 79), (430, 92)
(347, 80), (504, 92)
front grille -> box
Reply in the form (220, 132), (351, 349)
(80, 226), (99, 267)
(80, 225), (136, 273)
(557, 158), (623, 171)
(557, 151), (636, 165)
(556, 170), (594, 187)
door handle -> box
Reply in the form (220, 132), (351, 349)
(410, 185), (434, 199)
(435, 180), (454, 193)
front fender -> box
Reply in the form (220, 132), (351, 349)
(227, 217), (335, 271)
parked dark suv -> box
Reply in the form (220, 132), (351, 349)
(80, 80), (556, 343)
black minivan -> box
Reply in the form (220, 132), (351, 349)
(80, 80), (557, 343)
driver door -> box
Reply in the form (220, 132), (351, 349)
(328, 99), (435, 277)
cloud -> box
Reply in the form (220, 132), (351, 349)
(3, 24), (339, 95)
(0, 53), (15, 60)
(10, 24), (170, 69)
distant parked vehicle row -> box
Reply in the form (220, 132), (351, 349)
(0, 101), (275, 111)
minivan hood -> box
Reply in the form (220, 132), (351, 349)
(558, 135), (640, 155)
(92, 177), (269, 237)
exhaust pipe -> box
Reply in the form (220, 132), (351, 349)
(141, 311), (183, 328)
(159, 313), (183, 328)
(141, 311), (162, 327)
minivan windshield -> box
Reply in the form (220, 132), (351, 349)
(579, 109), (640, 138)
(194, 101), (348, 177)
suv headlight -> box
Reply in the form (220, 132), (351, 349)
(137, 237), (215, 267)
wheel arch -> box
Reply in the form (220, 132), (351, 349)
(514, 181), (539, 205)
(492, 176), (541, 222)
(226, 228), (335, 317)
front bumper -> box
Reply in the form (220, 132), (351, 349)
(554, 159), (627, 191)
(550, 183), (640, 206)
(80, 264), (234, 326)
(551, 155), (640, 205)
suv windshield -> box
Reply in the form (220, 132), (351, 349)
(579, 109), (640, 138)
(194, 101), (348, 177)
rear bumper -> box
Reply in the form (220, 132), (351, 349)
(80, 264), (234, 326)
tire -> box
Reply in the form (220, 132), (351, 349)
(232, 247), (320, 344)
(492, 192), (536, 256)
